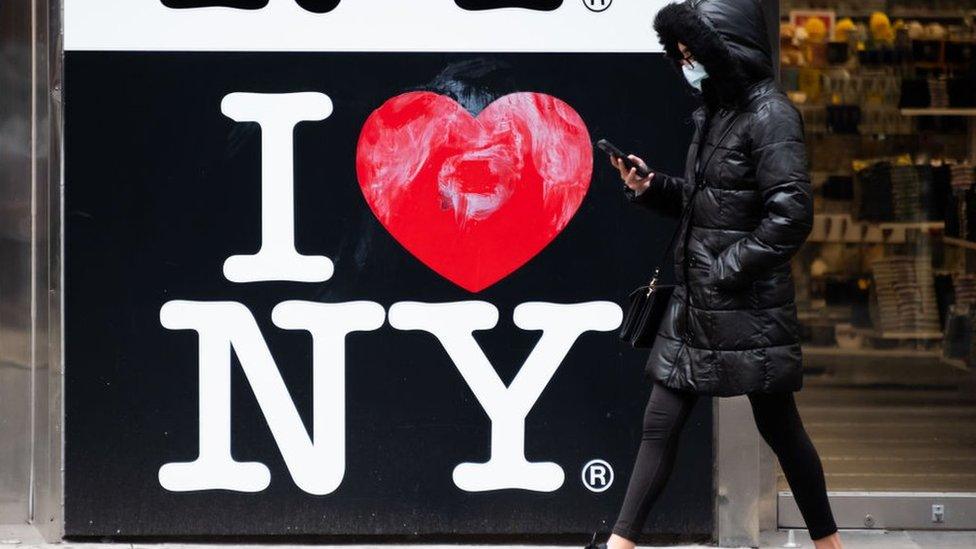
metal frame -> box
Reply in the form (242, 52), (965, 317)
(31, 0), (65, 540)
(755, 0), (976, 536)
(0, 0), (36, 527)
(0, 0), (63, 541)
(780, 492), (976, 531)
(714, 397), (763, 547)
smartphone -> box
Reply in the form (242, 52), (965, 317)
(596, 139), (651, 179)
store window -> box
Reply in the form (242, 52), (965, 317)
(781, 0), (976, 496)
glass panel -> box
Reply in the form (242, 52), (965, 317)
(782, 0), (976, 493)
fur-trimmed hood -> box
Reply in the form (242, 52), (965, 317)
(654, 0), (774, 106)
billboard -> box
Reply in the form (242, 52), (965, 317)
(64, 0), (711, 538)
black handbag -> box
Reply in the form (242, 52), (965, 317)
(618, 191), (696, 349)
(619, 268), (677, 348)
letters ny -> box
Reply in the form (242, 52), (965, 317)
(159, 92), (622, 495)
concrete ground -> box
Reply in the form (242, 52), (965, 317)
(761, 528), (976, 548)
(3, 525), (976, 549)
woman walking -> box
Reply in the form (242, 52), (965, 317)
(593, 1), (842, 548)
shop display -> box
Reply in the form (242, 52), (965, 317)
(773, 0), (976, 506)
(871, 256), (941, 335)
(782, 1), (976, 365)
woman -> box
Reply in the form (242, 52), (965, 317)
(591, 1), (842, 548)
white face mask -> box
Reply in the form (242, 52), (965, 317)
(682, 61), (709, 91)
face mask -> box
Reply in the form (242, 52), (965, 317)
(682, 61), (709, 91)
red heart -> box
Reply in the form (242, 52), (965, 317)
(356, 91), (592, 292)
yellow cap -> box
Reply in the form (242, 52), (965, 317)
(835, 18), (857, 42)
(870, 11), (893, 42)
(804, 17), (828, 42)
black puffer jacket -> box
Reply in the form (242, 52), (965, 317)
(628, 0), (813, 396)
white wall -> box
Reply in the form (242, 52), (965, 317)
(65, 0), (670, 52)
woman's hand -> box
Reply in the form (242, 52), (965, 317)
(610, 154), (654, 194)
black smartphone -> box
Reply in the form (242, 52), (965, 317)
(596, 139), (651, 179)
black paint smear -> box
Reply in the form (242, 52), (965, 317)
(161, 0), (343, 12)
(409, 57), (518, 116)
(455, 0), (563, 10)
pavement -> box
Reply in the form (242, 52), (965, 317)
(761, 528), (976, 548)
(2, 525), (976, 548)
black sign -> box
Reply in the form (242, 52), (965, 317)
(64, 50), (710, 539)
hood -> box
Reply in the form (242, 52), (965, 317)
(654, 0), (774, 105)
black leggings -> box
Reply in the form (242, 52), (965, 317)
(611, 382), (838, 542)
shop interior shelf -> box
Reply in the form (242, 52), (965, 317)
(901, 108), (976, 117)
(797, 312), (847, 323)
(830, 9), (975, 20)
(943, 236), (976, 251)
(889, 8), (975, 20)
(803, 345), (943, 359)
(939, 355), (970, 371)
(806, 131), (921, 139)
(873, 220), (945, 230)
(849, 327), (944, 340)
(808, 217), (945, 244)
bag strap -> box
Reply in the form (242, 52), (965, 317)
(645, 183), (698, 286)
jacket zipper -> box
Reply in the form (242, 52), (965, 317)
(683, 113), (712, 343)
(682, 181), (705, 343)
(682, 109), (738, 344)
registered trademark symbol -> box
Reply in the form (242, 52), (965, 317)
(582, 459), (614, 492)
(582, 0), (612, 13)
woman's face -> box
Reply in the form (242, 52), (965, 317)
(677, 42), (695, 67)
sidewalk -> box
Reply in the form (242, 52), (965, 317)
(3, 525), (975, 548)
(761, 529), (976, 548)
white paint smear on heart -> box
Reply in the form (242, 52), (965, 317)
(361, 100), (462, 220)
(512, 94), (592, 230)
(438, 143), (519, 223)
